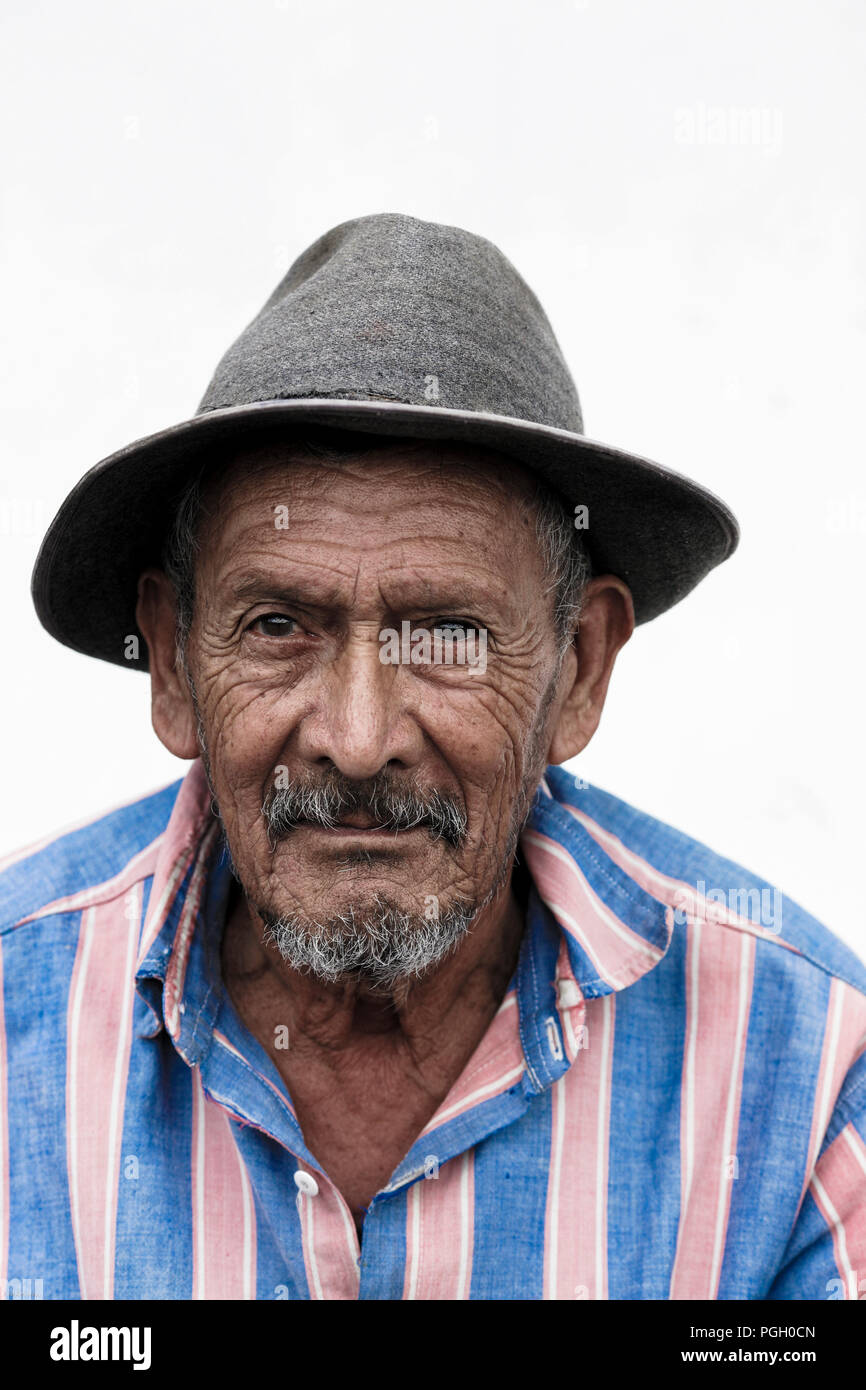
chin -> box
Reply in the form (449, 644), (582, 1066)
(256, 883), (442, 931)
(263, 914), (476, 989)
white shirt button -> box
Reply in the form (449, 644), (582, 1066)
(294, 1171), (319, 1197)
(557, 978), (582, 1009)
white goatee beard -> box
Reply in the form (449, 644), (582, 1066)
(258, 892), (478, 990)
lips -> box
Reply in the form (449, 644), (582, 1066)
(297, 816), (420, 835)
(316, 822), (407, 833)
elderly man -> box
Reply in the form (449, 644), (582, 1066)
(3, 213), (865, 1302)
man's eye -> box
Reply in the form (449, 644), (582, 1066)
(249, 614), (299, 638)
(431, 620), (479, 639)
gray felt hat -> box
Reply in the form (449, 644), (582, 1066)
(31, 212), (739, 669)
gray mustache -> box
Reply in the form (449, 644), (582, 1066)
(262, 774), (468, 848)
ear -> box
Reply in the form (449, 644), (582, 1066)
(546, 575), (635, 765)
(135, 568), (200, 759)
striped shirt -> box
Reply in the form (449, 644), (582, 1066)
(1, 759), (865, 1301)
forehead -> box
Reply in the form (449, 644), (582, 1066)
(196, 439), (544, 561)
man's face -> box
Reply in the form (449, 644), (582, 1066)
(178, 442), (569, 982)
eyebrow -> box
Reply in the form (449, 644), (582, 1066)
(221, 568), (506, 617)
(226, 573), (344, 611)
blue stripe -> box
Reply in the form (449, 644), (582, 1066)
(606, 923), (687, 1299)
(113, 1028), (195, 1298)
(359, 1186), (408, 1300)
(229, 1127), (311, 1300)
(468, 1091), (553, 1299)
(718, 947), (832, 1298)
(4, 914), (81, 1298)
(765, 1189), (840, 1300)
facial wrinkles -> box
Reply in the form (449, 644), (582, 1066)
(202, 531), (534, 798)
(184, 451), (563, 982)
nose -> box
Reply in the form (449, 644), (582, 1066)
(293, 622), (424, 779)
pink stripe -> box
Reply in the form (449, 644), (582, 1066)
(0, 941), (8, 1290)
(137, 760), (213, 966)
(66, 887), (142, 1300)
(809, 1124), (866, 1299)
(164, 822), (220, 1039)
(296, 1167), (360, 1301)
(14, 835), (165, 928)
(404, 1151), (475, 1299)
(521, 828), (665, 989)
(561, 802), (801, 955)
(544, 993), (614, 1300)
(191, 1072), (258, 1299)
(420, 990), (523, 1134)
(799, 979), (866, 1212)
(669, 923), (756, 1300)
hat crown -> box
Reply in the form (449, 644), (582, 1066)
(197, 212), (584, 433)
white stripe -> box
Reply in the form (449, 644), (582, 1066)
(406, 1181), (422, 1300)
(561, 1003), (579, 1058)
(303, 1179), (324, 1301)
(708, 932), (752, 1298)
(67, 907), (96, 1301)
(811, 1172), (856, 1297)
(336, 1196), (360, 1275)
(495, 991), (517, 1018)
(420, 1063), (525, 1133)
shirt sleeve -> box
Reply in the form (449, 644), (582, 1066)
(766, 1052), (866, 1301)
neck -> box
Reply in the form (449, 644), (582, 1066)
(220, 873), (526, 1067)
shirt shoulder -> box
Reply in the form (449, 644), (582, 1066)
(0, 779), (185, 934)
(545, 763), (866, 999)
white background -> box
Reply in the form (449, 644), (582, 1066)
(1, 0), (863, 956)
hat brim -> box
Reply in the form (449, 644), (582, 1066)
(31, 398), (739, 670)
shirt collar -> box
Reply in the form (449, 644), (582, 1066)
(134, 760), (225, 1057)
(524, 766), (673, 997)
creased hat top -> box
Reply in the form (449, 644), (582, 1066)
(198, 213), (584, 433)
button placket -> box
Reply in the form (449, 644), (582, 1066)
(294, 1165), (362, 1300)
